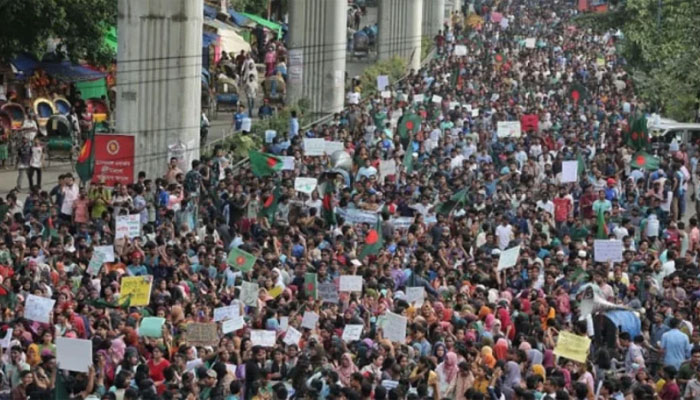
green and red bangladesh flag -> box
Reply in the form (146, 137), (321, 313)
(322, 180), (336, 226)
(596, 209), (608, 239)
(227, 247), (256, 272)
(358, 218), (384, 259)
(436, 187), (469, 215)
(398, 113), (422, 140)
(625, 115), (649, 151)
(630, 151), (660, 171)
(76, 126), (95, 182)
(569, 82), (587, 105)
(259, 182), (282, 221)
(249, 150), (283, 177)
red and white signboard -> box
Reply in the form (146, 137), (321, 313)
(92, 134), (135, 186)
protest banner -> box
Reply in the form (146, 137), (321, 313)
(377, 75), (389, 91)
(383, 312), (408, 343)
(283, 327), (302, 346)
(115, 214), (140, 239)
(303, 138), (326, 156)
(92, 134), (134, 186)
(94, 245), (115, 262)
(119, 275), (153, 306)
(497, 246), (521, 271)
(213, 305), (239, 322)
(553, 331), (591, 363)
(87, 251), (105, 276)
(342, 325), (364, 342)
(301, 311), (320, 330)
(335, 208), (378, 225)
(222, 316), (245, 334)
(57, 337), (93, 373)
(294, 177), (318, 194)
(561, 161), (579, 183)
(282, 156), (295, 170)
(339, 275), (363, 292)
(186, 323), (218, 346)
(497, 121), (522, 138)
(250, 330), (276, 347)
(24, 294), (56, 324)
(593, 240), (623, 263)
(405, 287), (425, 306)
(318, 283), (339, 304)
(241, 281), (259, 307)
(139, 317), (165, 338)
(454, 45), (467, 56)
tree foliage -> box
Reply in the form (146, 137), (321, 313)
(359, 57), (408, 93)
(0, 0), (117, 65)
(576, 0), (700, 121)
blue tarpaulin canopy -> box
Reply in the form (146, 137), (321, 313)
(203, 4), (218, 19)
(203, 31), (220, 47)
(11, 54), (105, 82)
(604, 310), (641, 339)
(228, 8), (248, 27)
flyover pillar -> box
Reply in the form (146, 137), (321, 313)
(423, 0), (446, 37)
(377, 0), (423, 71)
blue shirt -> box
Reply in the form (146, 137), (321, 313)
(234, 112), (246, 130)
(289, 117), (299, 137)
(661, 328), (691, 369)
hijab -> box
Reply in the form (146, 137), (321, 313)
(503, 361), (522, 388)
(440, 352), (459, 383)
(336, 353), (358, 386)
(26, 344), (41, 367)
(494, 338), (509, 360)
(481, 346), (496, 368)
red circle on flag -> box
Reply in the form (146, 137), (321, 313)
(631, 132), (638, 140)
(236, 256), (246, 265)
(571, 90), (580, 103)
(264, 195), (274, 208)
(406, 121), (414, 130)
(366, 230), (379, 245)
(266, 157), (277, 167)
(636, 155), (645, 165)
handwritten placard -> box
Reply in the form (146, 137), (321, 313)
(593, 239), (623, 263)
(213, 305), (239, 322)
(561, 160), (578, 183)
(318, 283), (339, 304)
(24, 294), (56, 324)
(294, 177), (318, 194)
(241, 281), (259, 307)
(497, 121), (522, 138)
(283, 327), (302, 346)
(250, 330), (276, 347)
(301, 311), (319, 330)
(303, 138), (326, 156)
(342, 324), (364, 342)
(222, 316), (245, 334)
(56, 337), (92, 373)
(339, 275), (363, 292)
(497, 245), (521, 271)
(383, 312), (408, 343)
(405, 287), (425, 306)
(119, 275), (153, 306)
(553, 331), (591, 363)
(454, 45), (467, 56)
(186, 323), (218, 346)
(115, 214), (141, 239)
(94, 245), (115, 262)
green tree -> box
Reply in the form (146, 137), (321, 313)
(575, 0), (700, 121)
(0, 0), (117, 65)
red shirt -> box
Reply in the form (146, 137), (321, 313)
(553, 197), (571, 222)
(147, 358), (171, 383)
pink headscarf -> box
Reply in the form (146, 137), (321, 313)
(336, 353), (359, 386)
(109, 338), (126, 364)
(441, 352), (459, 383)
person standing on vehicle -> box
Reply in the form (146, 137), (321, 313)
(28, 137), (44, 188)
(15, 136), (31, 192)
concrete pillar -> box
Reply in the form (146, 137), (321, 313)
(287, 0), (347, 114)
(116, 0), (202, 180)
(378, 0), (423, 71)
(423, 0), (446, 38)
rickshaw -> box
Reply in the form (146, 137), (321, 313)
(43, 114), (77, 165)
(352, 30), (370, 59)
(215, 75), (240, 112)
(262, 74), (286, 105)
(33, 97), (56, 129)
(53, 97), (71, 115)
(1, 103), (26, 130)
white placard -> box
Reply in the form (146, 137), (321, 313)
(432, 95), (443, 104)
(56, 337), (93, 372)
(379, 159), (397, 182)
(87, 251), (105, 276)
(115, 214), (141, 239)
(283, 327), (302, 346)
(240, 118), (252, 132)
(294, 177), (318, 194)
(497, 121), (522, 138)
(265, 130), (277, 143)
(24, 294), (56, 324)
(336, 208), (378, 224)
(303, 138), (326, 156)
(449, 101), (460, 110)
(525, 38), (536, 48)
(281, 156), (295, 170)
(497, 245), (521, 271)
(318, 283), (339, 304)
(301, 311), (319, 330)
(382, 380), (400, 389)
(377, 75), (389, 91)
(471, 108), (479, 117)
(594, 240), (623, 262)
(561, 160), (579, 183)
(0, 329), (13, 348)
(342, 325), (364, 342)
(222, 316), (245, 334)
(279, 316), (289, 331)
(324, 141), (345, 155)
(413, 94), (424, 103)
(381, 90), (392, 99)
(339, 275), (363, 292)
(241, 281), (259, 307)
(383, 312), (408, 343)
(454, 45), (467, 56)
(391, 217), (415, 230)
(94, 245), (115, 262)
(405, 287), (425, 306)
(213, 305), (239, 322)
(622, 102), (631, 113)
(250, 330), (276, 347)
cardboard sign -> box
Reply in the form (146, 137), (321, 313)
(383, 312), (408, 343)
(301, 311), (320, 330)
(213, 305), (240, 322)
(454, 45), (467, 56)
(139, 317), (165, 338)
(283, 327), (302, 346)
(265, 130), (277, 143)
(497, 121), (522, 138)
(186, 323), (218, 346)
(593, 240), (623, 263)
(281, 156), (295, 170)
(24, 294), (56, 324)
(87, 251), (105, 276)
(339, 275), (363, 292)
(222, 316), (245, 334)
(377, 75), (389, 91)
(561, 160), (579, 183)
(115, 214), (140, 239)
(92, 134), (135, 186)
(56, 337), (93, 373)
(0, 329), (13, 348)
(432, 95), (443, 104)
(294, 177), (318, 194)
(241, 281), (259, 307)
(553, 331), (591, 363)
(342, 324), (364, 342)
(405, 287), (425, 306)
(250, 330), (276, 347)
(525, 38), (536, 48)
(119, 275), (153, 306)
(303, 138), (326, 156)
(318, 283), (339, 304)
(498, 246), (521, 271)
(94, 245), (115, 262)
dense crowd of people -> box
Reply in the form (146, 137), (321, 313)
(2, 0), (700, 400)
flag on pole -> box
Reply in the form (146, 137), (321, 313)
(596, 210), (608, 239)
(630, 151), (660, 170)
(249, 150), (283, 177)
(322, 180), (336, 226)
(259, 183), (281, 221)
(227, 247), (256, 272)
(358, 218), (384, 259)
(75, 126), (96, 182)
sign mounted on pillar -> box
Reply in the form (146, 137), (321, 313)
(288, 49), (303, 85)
(93, 134), (135, 186)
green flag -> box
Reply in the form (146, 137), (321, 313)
(249, 150), (283, 177)
(322, 180), (336, 226)
(227, 247), (256, 272)
(398, 114), (422, 140)
(259, 183), (281, 221)
(630, 151), (660, 171)
(304, 272), (317, 299)
(596, 210), (608, 239)
(359, 218), (384, 259)
(436, 187), (469, 215)
(577, 153), (586, 176)
(403, 142), (414, 174)
(75, 126), (96, 182)
(626, 115), (649, 151)
(569, 81), (587, 105)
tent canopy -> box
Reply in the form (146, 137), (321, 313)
(204, 19), (251, 56)
(11, 54), (106, 82)
(227, 9), (283, 38)
(203, 4), (218, 19)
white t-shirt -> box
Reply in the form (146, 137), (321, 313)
(346, 92), (360, 105)
(495, 224), (513, 250)
(30, 146), (43, 168)
(61, 183), (79, 215)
